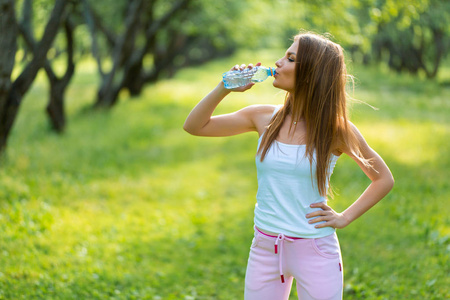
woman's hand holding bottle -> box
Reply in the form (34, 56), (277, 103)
(224, 62), (262, 92)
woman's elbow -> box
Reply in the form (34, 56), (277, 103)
(385, 173), (395, 193)
(389, 175), (395, 190)
(183, 123), (194, 135)
(183, 122), (200, 136)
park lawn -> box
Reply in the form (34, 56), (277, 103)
(0, 49), (448, 299)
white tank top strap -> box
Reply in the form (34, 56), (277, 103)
(271, 104), (283, 118)
(258, 105), (283, 145)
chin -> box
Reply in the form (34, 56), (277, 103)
(272, 79), (281, 89)
(272, 81), (287, 92)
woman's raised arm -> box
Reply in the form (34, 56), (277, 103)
(183, 81), (253, 136)
(183, 63), (275, 137)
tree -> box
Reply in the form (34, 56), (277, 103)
(270, 0), (450, 78)
(82, 0), (193, 108)
(0, 0), (258, 153)
(19, 0), (77, 132)
(84, 0), (250, 108)
(0, 0), (69, 152)
(371, 0), (450, 78)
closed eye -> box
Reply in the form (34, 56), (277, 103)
(287, 52), (296, 62)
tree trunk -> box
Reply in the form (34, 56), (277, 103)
(426, 28), (444, 79)
(82, 0), (108, 79)
(0, 0), (68, 153)
(94, 0), (144, 108)
(19, 0), (75, 133)
(0, 0), (18, 152)
(92, 0), (190, 108)
(46, 19), (76, 132)
(122, 59), (146, 96)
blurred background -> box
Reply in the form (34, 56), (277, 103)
(0, 0), (449, 299)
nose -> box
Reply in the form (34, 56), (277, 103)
(275, 59), (282, 68)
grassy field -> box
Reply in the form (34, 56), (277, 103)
(0, 49), (449, 299)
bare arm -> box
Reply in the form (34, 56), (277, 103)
(183, 81), (256, 136)
(183, 63), (275, 137)
(307, 123), (394, 229)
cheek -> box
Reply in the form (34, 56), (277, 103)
(273, 77), (289, 91)
(273, 73), (295, 91)
(286, 70), (296, 86)
(272, 77), (282, 89)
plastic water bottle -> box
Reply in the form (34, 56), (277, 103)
(222, 66), (276, 89)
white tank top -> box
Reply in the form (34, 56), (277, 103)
(254, 106), (339, 238)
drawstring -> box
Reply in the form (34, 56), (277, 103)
(275, 233), (295, 283)
(254, 227), (304, 284)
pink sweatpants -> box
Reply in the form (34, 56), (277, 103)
(245, 227), (343, 300)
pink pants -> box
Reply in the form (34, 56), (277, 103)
(245, 227), (343, 300)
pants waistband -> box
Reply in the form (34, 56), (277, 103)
(255, 226), (305, 240)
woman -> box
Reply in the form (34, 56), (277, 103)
(183, 32), (394, 300)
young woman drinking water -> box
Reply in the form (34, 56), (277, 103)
(184, 31), (394, 300)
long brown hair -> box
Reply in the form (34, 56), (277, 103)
(258, 32), (372, 197)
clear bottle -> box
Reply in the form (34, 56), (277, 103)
(222, 66), (276, 89)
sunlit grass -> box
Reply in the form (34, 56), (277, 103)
(359, 121), (448, 167)
(0, 50), (449, 299)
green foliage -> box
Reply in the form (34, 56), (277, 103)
(369, 0), (450, 77)
(15, 0), (55, 37)
(12, 0), (450, 84)
(260, 0), (450, 77)
(88, 0), (127, 32)
(154, 0), (254, 66)
(0, 50), (449, 299)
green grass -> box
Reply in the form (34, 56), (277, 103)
(0, 50), (449, 299)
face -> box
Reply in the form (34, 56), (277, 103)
(273, 40), (298, 93)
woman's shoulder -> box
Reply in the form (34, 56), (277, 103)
(241, 104), (281, 135)
(246, 104), (281, 120)
(244, 104), (282, 119)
